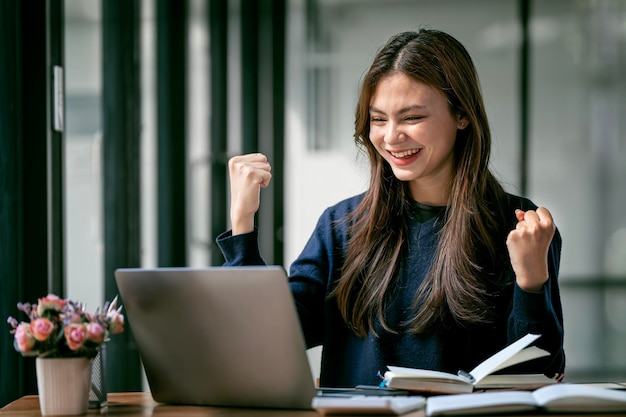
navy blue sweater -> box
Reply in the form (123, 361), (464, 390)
(216, 193), (565, 388)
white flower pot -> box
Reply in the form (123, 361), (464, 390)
(36, 357), (93, 416)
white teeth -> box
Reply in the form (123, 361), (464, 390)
(390, 149), (420, 158)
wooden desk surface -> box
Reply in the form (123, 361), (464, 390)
(0, 393), (319, 417)
(2, 392), (625, 417)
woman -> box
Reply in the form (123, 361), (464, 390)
(217, 29), (565, 388)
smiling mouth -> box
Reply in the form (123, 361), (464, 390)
(389, 149), (420, 158)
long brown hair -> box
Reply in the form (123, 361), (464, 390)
(332, 29), (507, 336)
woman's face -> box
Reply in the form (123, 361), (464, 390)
(369, 72), (467, 205)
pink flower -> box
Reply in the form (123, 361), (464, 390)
(67, 312), (83, 323)
(9, 295), (124, 359)
(36, 294), (67, 316)
(64, 323), (87, 351)
(86, 322), (105, 344)
(107, 310), (124, 335)
(15, 323), (36, 352)
(30, 318), (55, 342)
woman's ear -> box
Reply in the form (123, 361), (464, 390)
(457, 115), (470, 130)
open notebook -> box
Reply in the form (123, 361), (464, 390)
(115, 266), (317, 409)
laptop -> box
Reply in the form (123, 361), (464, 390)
(114, 265), (318, 409)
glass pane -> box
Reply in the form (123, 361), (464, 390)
(64, 0), (103, 310)
(531, 0), (626, 380)
(188, 0), (211, 266)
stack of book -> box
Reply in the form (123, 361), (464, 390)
(313, 334), (626, 415)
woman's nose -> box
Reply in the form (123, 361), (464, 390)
(385, 122), (406, 144)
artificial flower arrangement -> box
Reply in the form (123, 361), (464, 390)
(6, 294), (124, 359)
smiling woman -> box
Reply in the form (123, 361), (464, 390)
(217, 28), (565, 390)
(368, 73), (465, 205)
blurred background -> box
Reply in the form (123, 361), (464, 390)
(2, 0), (626, 407)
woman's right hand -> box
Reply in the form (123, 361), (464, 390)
(228, 153), (272, 235)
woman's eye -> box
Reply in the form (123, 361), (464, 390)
(406, 116), (423, 121)
(370, 117), (386, 123)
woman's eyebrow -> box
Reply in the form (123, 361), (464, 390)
(369, 104), (428, 114)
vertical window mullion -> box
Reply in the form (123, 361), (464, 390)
(102, 0), (143, 392)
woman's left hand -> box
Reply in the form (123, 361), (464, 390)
(506, 207), (556, 292)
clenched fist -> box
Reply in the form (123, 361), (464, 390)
(228, 153), (272, 235)
(506, 207), (556, 292)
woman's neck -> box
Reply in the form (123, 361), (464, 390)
(409, 181), (450, 206)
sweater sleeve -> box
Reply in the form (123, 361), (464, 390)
(215, 229), (266, 266)
(507, 227), (565, 378)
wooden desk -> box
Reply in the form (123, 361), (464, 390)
(2, 392), (625, 417)
(0, 393), (318, 417)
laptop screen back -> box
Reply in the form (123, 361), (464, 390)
(114, 266), (317, 409)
